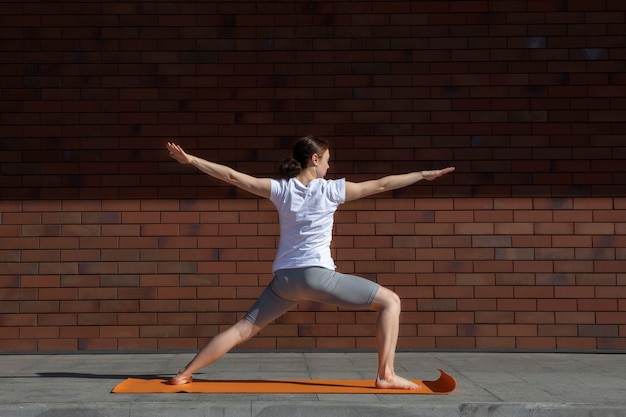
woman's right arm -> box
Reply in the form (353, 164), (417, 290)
(167, 142), (272, 199)
(344, 167), (455, 202)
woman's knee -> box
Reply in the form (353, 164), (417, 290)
(372, 287), (401, 314)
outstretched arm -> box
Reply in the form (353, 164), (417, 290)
(167, 142), (271, 199)
(345, 167), (455, 202)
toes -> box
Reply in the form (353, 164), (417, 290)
(375, 375), (420, 390)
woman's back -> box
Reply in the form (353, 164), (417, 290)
(270, 177), (345, 272)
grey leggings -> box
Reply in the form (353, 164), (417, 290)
(244, 267), (380, 328)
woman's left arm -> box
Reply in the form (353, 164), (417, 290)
(167, 142), (272, 199)
(344, 167), (455, 202)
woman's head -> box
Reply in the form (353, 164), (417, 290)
(280, 136), (330, 178)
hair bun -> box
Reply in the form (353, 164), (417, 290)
(279, 157), (301, 178)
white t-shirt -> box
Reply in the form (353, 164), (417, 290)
(270, 177), (346, 272)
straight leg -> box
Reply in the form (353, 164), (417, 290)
(169, 318), (262, 385)
(370, 287), (420, 390)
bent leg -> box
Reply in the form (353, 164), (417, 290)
(169, 318), (262, 385)
(290, 268), (418, 390)
(370, 287), (420, 390)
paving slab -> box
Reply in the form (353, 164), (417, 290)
(0, 351), (624, 417)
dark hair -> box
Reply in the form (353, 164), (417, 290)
(279, 135), (329, 178)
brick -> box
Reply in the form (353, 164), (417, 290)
(38, 288), (77, 301)
(100, 326), (139, 339)
(0, 226), (20, 239)
(576, 248), (615, 260)
(498, 324), (538, 337)
(554, 260), (594, 273)
(474, 260), (515, 273)
(495, 222), (535, 235)
(79, 237), (118, 249)
(455, 223), (494, 235)
(475, 210), (514, 223)
(0, 276), (20, 289)
(0, 237), (40, 250)
(552, 235), (592, 248)
(434, 286), (474, 299)
(436, 210), (473, 223)
(1, 4), (625, 353)
(37, 339), (78, 351)
(555, 311), (596, 324)
(535, 248), (574, 260)
(472, 235), (511, 248)
(78, 288), (118, 300)
(597, 338), (626, 350)
(576, 273), (616, 286)
(539, 325), (578, 337)
(496, 248), (535, 260)
(118, 313), (157, 326)
(418, 299), (457, 312)
(554, 286), (596, 298)
(579, 325), (619, 338)
(458, 324), (497, 337)
(413, 248), (453, 260)
(419, 324), (457, 337)
(594, 260), (626, 273)
(99, 300), (139, 314)
(557, 337), (598, 350)
(597, 312), (626, 324)
(140, 325), (179, 338)
(575, 223), (615, 235)
(498, 299), (537, 313)
(594, 236), (626, 248)
(315, 337), (355, 350)
(534, 223), (574, 235)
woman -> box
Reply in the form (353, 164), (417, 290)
(166, 136), (454, 389)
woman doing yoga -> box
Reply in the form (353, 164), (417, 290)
(166, 136), (454, 389)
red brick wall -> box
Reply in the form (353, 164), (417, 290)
(1, 1), (625, 352)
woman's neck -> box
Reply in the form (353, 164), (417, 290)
(296, 168), (317, 186)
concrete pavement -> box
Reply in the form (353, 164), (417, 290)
(0, 351), (625, 416)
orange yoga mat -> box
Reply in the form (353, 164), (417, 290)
(112, 369), (456, 395)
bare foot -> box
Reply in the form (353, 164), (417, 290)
(375, 374), (421, 390)
(168, 371), (193, 385)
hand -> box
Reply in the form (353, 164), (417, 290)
(422, 167), (455, 181)
(167, 142), (194, 165)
